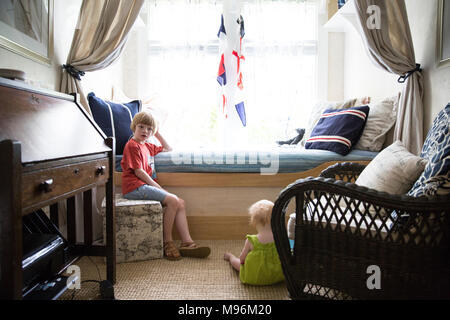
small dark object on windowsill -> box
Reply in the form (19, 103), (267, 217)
(277, 128), (305, 145)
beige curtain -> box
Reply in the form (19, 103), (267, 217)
(60, 0), (144, 114)
(354, 0), (423, 155)
(59, 0), (144, 241)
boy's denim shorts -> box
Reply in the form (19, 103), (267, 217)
(123, 184), (168, 202)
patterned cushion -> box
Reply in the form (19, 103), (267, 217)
(408, 104), (450, 197)
(88, 92), (142, 155)
(305, 106), (370, 156)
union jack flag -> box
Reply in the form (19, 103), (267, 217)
(217, 13), (246, 127)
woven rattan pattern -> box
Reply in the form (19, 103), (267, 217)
(272, 162), (450, 300)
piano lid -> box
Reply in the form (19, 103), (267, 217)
(0, 79), (111, 164)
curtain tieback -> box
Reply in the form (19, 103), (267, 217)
(62, 64), (85, 81)
(398, 63), (422, 83)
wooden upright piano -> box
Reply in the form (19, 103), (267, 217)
(0, 77), (116, 299)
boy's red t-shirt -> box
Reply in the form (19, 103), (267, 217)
(121, 138), (164, 195)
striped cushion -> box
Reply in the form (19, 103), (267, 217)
(88, 92), (142, 155)
(305, 106), (370, 155)
(115, 148), (378, 173)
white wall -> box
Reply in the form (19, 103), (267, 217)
(120, 19), (148, 99)
(406, 0), (450, 131)
(328, 32), (345, 101)
(335, 0), (450, 134)
(343, 24), (401, 104)
(0, 0), (82, 91)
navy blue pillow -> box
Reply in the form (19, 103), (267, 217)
(88, 92), (141, 155)
(305, 106), (370, 155)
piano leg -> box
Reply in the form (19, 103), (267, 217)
(0, 140), (23, 299)
(105, 137), (116, 284)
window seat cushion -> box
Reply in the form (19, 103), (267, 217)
(115, 148), (377, 173)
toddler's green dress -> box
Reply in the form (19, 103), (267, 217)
(239, 234), (285, 285)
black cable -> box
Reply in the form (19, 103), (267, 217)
(70, 257), (105, 300)
(87, 256), (103, 282)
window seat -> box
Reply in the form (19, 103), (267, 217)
(111, 147), (377, 239)
(115, 147), (377, 174)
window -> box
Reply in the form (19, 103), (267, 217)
(142, 0), (317, 148)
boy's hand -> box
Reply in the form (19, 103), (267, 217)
(134, 168), (162, 189)
(154, 131), (172, 152)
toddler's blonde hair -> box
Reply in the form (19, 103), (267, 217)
(130, 111), (157, 133)
(248, 200), (274, 228)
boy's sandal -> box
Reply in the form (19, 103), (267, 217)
(163, 241), (182, 261)
(179, 242), (211, 259)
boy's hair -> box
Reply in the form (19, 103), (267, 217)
(248, 200), (274, 228)
(130, 111), (157, 133)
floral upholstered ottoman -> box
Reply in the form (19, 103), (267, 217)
(101, 194), (163, 263)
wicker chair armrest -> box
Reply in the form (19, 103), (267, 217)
(281, 177), (446, 208)
(319, 162), (368, 182)
(272, 176), (450, 265)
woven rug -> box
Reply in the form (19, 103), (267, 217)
(60, 240), (290, 300)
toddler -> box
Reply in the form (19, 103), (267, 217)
(224, 200), (285, 285)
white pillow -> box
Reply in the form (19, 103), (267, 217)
(111, 85), (168, 127)
(355, 140), (427, 195)
(355, 94), (400, 152)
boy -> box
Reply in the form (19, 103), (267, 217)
(121, 111), (210, 260)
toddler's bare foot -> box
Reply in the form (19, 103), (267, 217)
(223, 252), (232, 261)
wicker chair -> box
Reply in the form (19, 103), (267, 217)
(272, 107), (450, 300)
